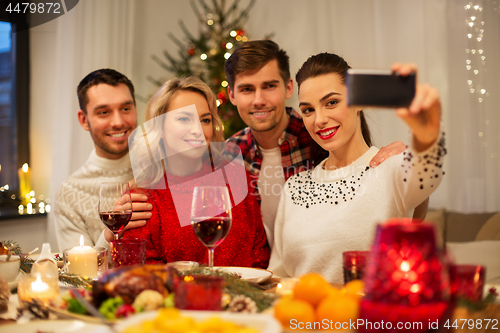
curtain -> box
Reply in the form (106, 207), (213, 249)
(442, 0), (500, 212)
(47, 0), (136, 249)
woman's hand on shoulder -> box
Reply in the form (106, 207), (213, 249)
(392, 63), (441, 152)
(369, 141), (407, 167)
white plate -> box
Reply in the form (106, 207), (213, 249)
(0, 320), (111, 333)
(7, 272), (21, 291)
(215, 266), (273, 284)
(47, 305), (107, 325)
(7, 280), (18, 291)
(117, 310), (281, 333)
(29, 252), (64, 268)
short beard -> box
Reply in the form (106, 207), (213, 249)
(87, 121), (129, 157)
(251, 121), (280, 133)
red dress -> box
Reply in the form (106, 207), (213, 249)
(124, 161), (270, 268)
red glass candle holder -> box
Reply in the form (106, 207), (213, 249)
(110, 238), (146, 268)
(343, 251), (369, 283)
(450, 264), (485, 302)
(359, 221), (451, 332)
(174, 275), (223, 310)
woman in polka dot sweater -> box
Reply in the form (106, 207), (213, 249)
(268, 53), (445, 283)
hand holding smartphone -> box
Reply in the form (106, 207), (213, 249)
(346, 69), (416, 108)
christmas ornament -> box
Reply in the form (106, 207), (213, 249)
(228, 295), (258, 313)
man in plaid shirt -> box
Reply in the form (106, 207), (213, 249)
(224, 40), (428, 246)
(225, 106), (312, 197)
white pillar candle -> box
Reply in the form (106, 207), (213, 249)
(67, 235), (98, 278)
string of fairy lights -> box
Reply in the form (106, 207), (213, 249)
(0, 163), (51, 216)
(198, 29), (248, 108)
(464, 0), (499, 161)
(464, 2), (488, 104)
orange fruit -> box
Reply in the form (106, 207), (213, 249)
(344, 279), (365, 297)
(274, 297), (315, 329)
(326, 286), (343, 298)
(316, 294), (360, 328)
(293, 273), (330, 306)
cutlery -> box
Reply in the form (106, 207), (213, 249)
(70, 288), (119, 333)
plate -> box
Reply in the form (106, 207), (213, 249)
(117, 309), (281, 333)
(47, 305), (107, 325)
(0, 320), (111, 333)
(7, 279), (18, 291)
(215, 266), (273, 284)
(7, 272), (21, 291)
(29, 252), (64, 268)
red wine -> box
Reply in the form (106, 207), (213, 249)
(99, 211), (131, 233)
(191, 217), (231, 248)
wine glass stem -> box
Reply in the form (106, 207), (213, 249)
(208, 248), (214, 270)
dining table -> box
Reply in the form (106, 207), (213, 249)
(2, 272), (500, 333)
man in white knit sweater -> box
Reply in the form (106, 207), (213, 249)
(55, 69), (151, 250)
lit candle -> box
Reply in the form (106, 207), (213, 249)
(67, 235), (98, 278)
(18, 163), (31, 204)
(31, 276), (49, 293)
(275, 277), (299, 296)
(18, 274), (59, 306)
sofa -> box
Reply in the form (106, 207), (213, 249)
(425, 209), (500, 284)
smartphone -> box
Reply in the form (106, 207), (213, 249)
(346, 69), (416, 108)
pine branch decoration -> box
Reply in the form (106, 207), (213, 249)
(58, 273), (93, 288)
(180, 267), (278, 312)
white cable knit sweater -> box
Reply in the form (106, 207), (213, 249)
(54, 150), (133, 250)
(268, 136), (446, 283)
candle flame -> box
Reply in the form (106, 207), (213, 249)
(410, 283), (421, 293)
(22, 163), (29, 173)
(31, 276), (49, 293)
(400, 260), (411, 272)
(80, 235), (84, 247)
(474, 265), (482, 283)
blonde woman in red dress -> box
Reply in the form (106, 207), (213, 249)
(104, 76), (270, 268)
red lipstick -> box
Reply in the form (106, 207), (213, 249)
(316, 126), (339, 140)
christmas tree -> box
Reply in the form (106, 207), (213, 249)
(149, 0), (271, 138)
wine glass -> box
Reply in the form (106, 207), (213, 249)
(98, 182), (133, 240)
(190, 186), (232, 270)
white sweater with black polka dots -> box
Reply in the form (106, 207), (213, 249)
(268, 136), (446, 283)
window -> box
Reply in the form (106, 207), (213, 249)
(0, 22), (13, 189)
(0, 16), (30, 212)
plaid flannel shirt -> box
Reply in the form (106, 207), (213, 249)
(225, 108), (312, 202)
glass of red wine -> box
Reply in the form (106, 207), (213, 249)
(98, 182), (132, 240)
(190, 186), (232, 270)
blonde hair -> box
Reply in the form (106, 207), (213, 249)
(132, 76), (224, 188)
(145, 76), (224, 142)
